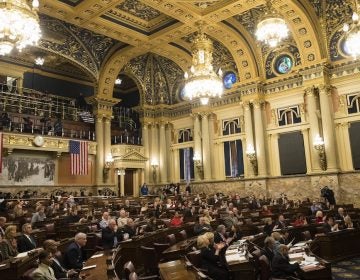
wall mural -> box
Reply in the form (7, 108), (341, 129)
(0, 156), (55, 186)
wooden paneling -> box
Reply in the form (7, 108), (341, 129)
(58, 154), (95, 185)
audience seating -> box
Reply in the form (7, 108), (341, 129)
(167, 234), (176, 246)
(140, 246), (159, 275)
(153, 243), (170, 261)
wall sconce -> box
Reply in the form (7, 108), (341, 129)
(246, 144), (258, 176)
(104, 153), (114, 178)
(314, 135), (327, 171)
(151, 159), (158, 183)
(192, 152), (203, 179)
(117, 168), (125, 176)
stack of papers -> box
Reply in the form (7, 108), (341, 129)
(91, 253), (104, 259)
(293, 241), (307, 247)
(289, 252), (305, 261)
(226, 254), (247, 263)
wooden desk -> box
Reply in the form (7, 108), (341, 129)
(162, 236), (197, 261)
(310, 228), (360, 262)
(79, 251), (109, 280)
(0, 251), (40, 280)
(159, 259), (198, 280)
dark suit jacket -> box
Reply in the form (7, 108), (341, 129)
(63, 242), (84, 269)
(275, 220), (287, 230)
(214, 232), (227, 244)
(51, 257), (68, 279)
(102, 227), (122, 249)
(17, 234), (36, 253)
(272, 253), (299, 278)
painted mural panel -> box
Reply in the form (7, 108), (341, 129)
(0, 156), (55, 185)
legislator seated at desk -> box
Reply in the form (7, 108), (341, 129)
(197, 234), (229, 280)
(194, 217), (212, 236)
(32, 250), (57, 280)
(2, 225), (18, 259)
(323, 217), (339, 234)
(43, 239), (78, 279)
(102, 219), (123, 249)
(63, 232), (87, 270)
(272, 244), (300, 279)
(17, 223), (37, 253)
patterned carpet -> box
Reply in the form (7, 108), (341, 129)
(332, 258), (360, 279)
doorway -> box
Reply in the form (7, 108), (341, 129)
(124, 169), (134, 196)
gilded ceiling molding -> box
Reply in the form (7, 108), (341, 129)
(274, 0), (323, 65)
(204, 23), (258, 81)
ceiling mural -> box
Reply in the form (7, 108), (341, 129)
(39, 14), (125, 79)
(122, 53), (183, 106)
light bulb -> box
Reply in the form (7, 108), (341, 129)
(32, 0), (39, 8)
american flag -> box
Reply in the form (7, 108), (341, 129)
(69, 140), (88, 175)
(0, 133), (2, 173)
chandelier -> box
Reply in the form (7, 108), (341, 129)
(343, 1), (360, 58)
(0, 0), (41, 56)
(183, 23), (223, 106)
(255, 0), (289, 48)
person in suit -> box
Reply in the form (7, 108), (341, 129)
(263, 217), (275, 236)
(194, 217), (212, 235)
(214, 225), (233, 246)
(17, 223), (36, 253)
(263, 236), (276, 263)
(274, 214), (287, 230)
(43, 239), (77, 279)
(0, 216), (6, 237)
(185, 184), (191, 194)
(272, 244), (300, 278)
(63, 232), (87, 269)
(323, 216), (339, 234)
(32, 250), (57, 280)
(102, 219), (122, 249)
(197, 234), (229, 280)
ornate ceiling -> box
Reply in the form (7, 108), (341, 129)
(0, 0), (356, 102)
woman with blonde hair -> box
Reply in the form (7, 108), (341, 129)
(3, 225), (18, 258)
(197, 234), (229, 280)
(315, 210), (324, 223)
(344, 215), (354, 229)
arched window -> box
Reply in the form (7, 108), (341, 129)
(178, 128), (192, 143)
(277, 106), (301, 126)
(223, 119), (241, 135)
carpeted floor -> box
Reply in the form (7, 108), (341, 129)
(332, 258), (360, 279)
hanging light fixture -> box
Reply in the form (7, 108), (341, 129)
(255, 0), (289, 48)
(0, 0), (42, 56)
(183, 21), (223, 106)
(343, 0), (360, 59)
(34, 56), (44, 65)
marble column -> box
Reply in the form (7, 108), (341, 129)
(173, 148), (180, 182)
(305, 87), (321, 172)
(142, 123), (150, 184)
(318, 85), (338, 171)
(95, 116), (104, 185)
(119, 173), (125, 196)
(159, 122), (168, 183)
(165, 124), (172, 182)
(337, 122), (353, 171)
(269, 133), (281, 176)
(301, 128), (312, 174)
(208, 114), (216, 180)
(253, 101), (267, 176)
(201, 113), (211, 180)
(244, 102), (255, 177)
(151, 123), (159, 183)
(193, 114), (202, 180)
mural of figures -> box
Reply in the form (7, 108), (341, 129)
(0, 156), (55, 185)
